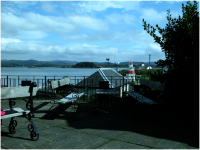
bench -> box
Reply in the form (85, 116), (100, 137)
(48, 78), (88, 119)
(95, 81), (130, 109)
(1, 82), (39, 141)
(126, 78), (167, 117)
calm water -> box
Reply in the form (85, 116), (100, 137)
(1, 67), (127, 87)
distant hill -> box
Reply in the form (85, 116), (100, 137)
(51, 60), (79, 65)
(1, 59), (158, 68)
(1, 59), (78, 67)
(71, 62), (101, 68)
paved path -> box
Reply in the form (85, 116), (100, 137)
(1, 99), (199, 149)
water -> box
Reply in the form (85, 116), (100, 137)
(1, 67), (127, 76)
(1, 67), (127, 88)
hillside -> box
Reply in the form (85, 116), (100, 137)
(71, 62), (101, 68)
(1, 59), (78, 67)
(1, 59), (159, 68)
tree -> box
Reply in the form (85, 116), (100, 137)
(143, 1), (198, 75)
(142, 1), (199, 118)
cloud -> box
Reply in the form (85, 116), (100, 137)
(69, 16), (109, 31)
(78, 1), (141, 13)
(149, 43), (162, 52)
(154, 1), (163, 5)
(79, 1), (122, 12)
(1, 1), (168, 62)
(1, 39), (117, 60)
(154, 0), (183, 5)
(8, 1), (38, 9)
(1, 12), (109, 39)
(41, 2), (59, 14)
(1, 38), (21, 44)
(166, 1), (184, 5)
(1, 1), (38, 15)
(1, 38), (165, 62)
(105, 13), (136, 25)
(63, 29), (155, 45)
(140, 8), (167, 24)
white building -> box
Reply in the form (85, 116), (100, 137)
(141, 63), (145, 67)
(146, 66), (152, 70)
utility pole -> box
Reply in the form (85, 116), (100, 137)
(114, 51), (116, 64)
(149, 54), (151, 80)
(106, 57), (110, 68)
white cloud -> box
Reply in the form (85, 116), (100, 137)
(149, 43), (162, 52)
(105, 13), (135, 25)
(1, 38), (21, 44)
(1, 1), (38, 15)
(82, 43), (99, 48)
(69, 16), (109, 31)
(23, 13), (75, 33)
(1, 1), (169, 62)
(154, 0), (183, 5)
(1, 38), (165, 62)
(79, 1), (122, 12)
(9, 1), (38, 9)
(63, 29), (155, 44)
(78, 1), (141, 13)
(1, 39), (117, 59)
(140, 8), (167, 24)
(166, 1), (183, 5)
(1, 12), (109, 39)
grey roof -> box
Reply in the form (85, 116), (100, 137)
(75, 68), (129, 88)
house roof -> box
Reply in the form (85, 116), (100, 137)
(75, 68), (129, 88)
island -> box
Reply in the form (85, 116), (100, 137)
(71, 62), (102, 68)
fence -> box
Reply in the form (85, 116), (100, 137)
(1, 75), (148, 99)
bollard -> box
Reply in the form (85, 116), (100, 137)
(7, 76), (8, 87)
(18, 76), (20, 86)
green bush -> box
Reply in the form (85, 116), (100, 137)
(118, 69), (151, 76)
(149, 69), (162, 82)
(117, 70), (126, 76)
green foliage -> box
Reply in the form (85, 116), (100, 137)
(142, 1), (199, 116)
(118, 69), (151, 76)
(35, 63), (55, 67)
(149, 69), (164, 82)
(117, 70), (127, 76)
(142, 1), (199, 81)
(135, 69), (148, 76)
(1, 63), (23, 67)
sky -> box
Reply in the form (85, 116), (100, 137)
(1, 0), (198, 63)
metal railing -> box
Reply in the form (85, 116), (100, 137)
(1, 75), (148, 99)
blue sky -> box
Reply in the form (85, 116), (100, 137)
(1, 1), (198, 63)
